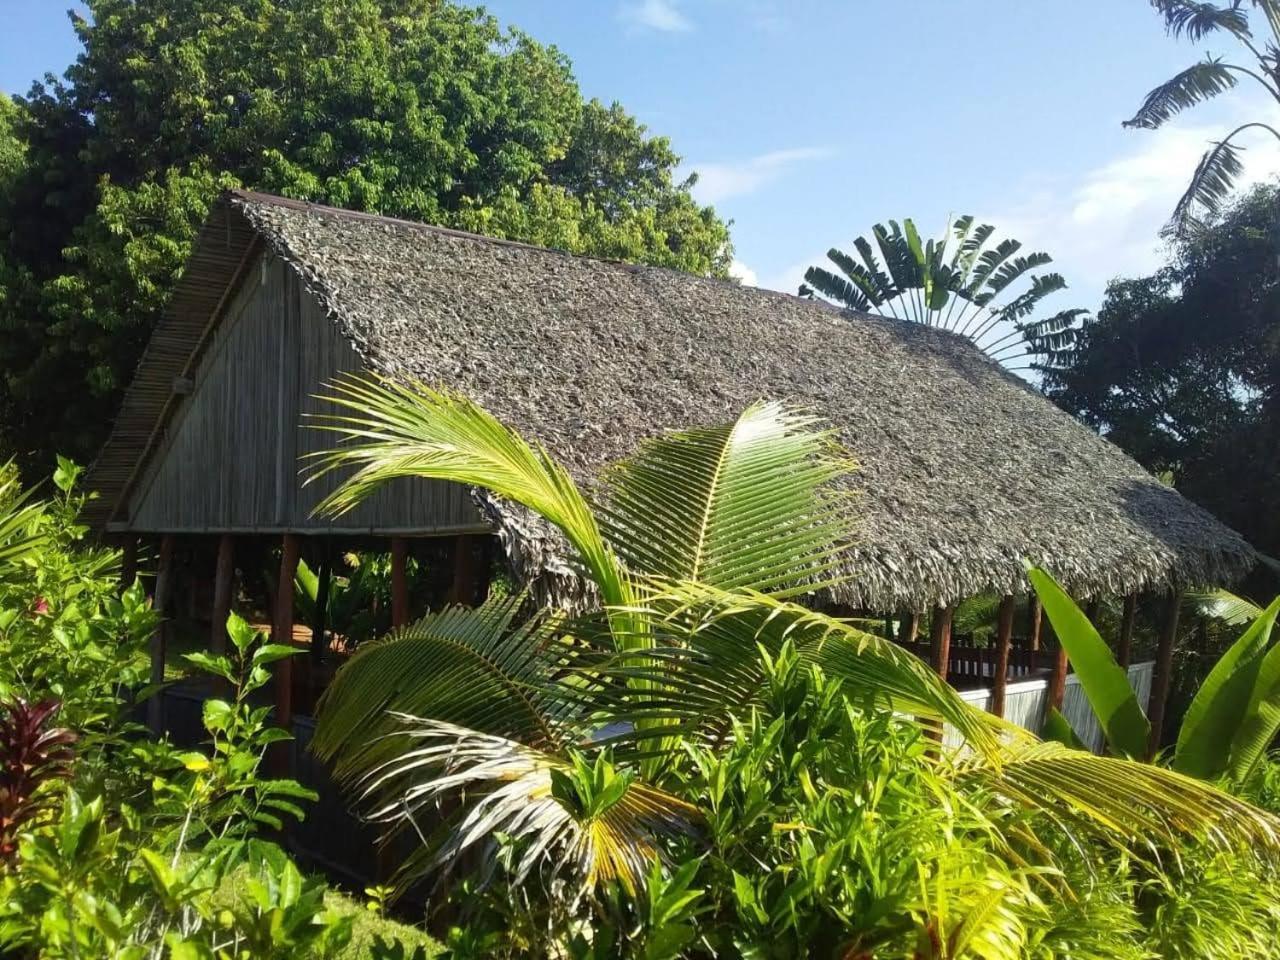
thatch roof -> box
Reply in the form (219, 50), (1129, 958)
(89, 191), (1256, 610)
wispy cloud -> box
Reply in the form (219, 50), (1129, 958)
(618, 0), (693, 33)
(989, 119), (1280, 309)
(729, 259), (759, 287)
(688, 147), (833, 205)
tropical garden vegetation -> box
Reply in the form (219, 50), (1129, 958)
(295, 375), (1280, 958)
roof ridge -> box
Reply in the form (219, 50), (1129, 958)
(226, 189), (986, 355)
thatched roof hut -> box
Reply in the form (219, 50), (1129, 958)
(87, 191), (1255, 613)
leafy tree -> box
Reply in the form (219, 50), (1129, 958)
(1128, 0), (1280, 235)
(1044, 184), (1280, 563)
(799, 217), (1086, 372)
(0, 0), (731, 470)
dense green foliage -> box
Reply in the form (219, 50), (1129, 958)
(307, 380), (1280, 957)
(0, 0), (731, 471)
(799, 216), (1086, 371)
(1044, 184), (1280, 567)
(0, 470), (437, 958)
(1127, 0), (1280, 235)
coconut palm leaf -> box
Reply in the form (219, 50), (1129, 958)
(356, 718), (698, 898)
(957, 740), (1280, 850)
(1124, 58), (1238, 129)
(0, 469), (47, 571)
(598, 402), (854, 600)
(599, 583), (1005, 763)
(1188, 587), (1263, 625)
(306, 374), (633, 616)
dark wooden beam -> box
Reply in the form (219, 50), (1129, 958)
(896, 611), (919, 646)
(210, 534), (235, 658)
(1148, 590), (1182, 759)
(929, 605), (954, 679)
(1027, 595), (1043, 652)
(391, 536), (410, 628)
(148, 535), (175, 733)
(989, 595), (1016, 718)
(272, 534), (300, 735)
(446, 534), (479, 606)
(1118, 594), (1138, 670)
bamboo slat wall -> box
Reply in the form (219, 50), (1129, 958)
(126, 254), (484, 534)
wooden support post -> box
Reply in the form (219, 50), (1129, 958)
(1027, 595), (1043, 652)
(446, 534), (479, 606)
(1148, 590), (1182, 759)
(929, 605), (954, 679)
(119, 536), (138, 596)
(210, 534), (235, 657)
(148, 535), (175, 734)
(391, 536), (409, 628)
(1118, 594), (1137, 669)
(989, 595), (1016, 718)
(272, 534), (300, 736)
(896, 611), (919, 646)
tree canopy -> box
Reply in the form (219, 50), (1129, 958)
(1044, 183), (1280, 563)
(0, 0), (732, 470)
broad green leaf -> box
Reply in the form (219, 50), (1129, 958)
(227, 611), (259, 653)
(1028, 567), (1149, 759)
(1042, 707), (1087, 751)
(252, 643), (303, 666)
(1228, 607), (1280, 782)
(1175, 595), (1280, 779)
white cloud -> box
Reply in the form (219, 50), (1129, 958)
(988, 121), (1280, 309)
(729, 259), (759, 287)
(688, 147), (832, 205)
(618, 0), (693, 33)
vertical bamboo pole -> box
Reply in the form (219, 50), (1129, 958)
(272, 534), (300, 734)
(930, 605), (954, 679)
(391, 536), (409, 628)
(210, 534), (235, 657)
(446, 534), (478, 606)
(1118, 594), (1137, 670)
(989, 595), (1016, 718)
(148, 535), (175, 734)
(1147, 590), (1182, 759)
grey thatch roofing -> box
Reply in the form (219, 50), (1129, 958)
(91, 191), (1258, 610)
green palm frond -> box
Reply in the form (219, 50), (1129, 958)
(1151, 0), (1251, 40)
(603, 583), (1005, 763)
(801, 264), (872, 311)
(306, 374), (633, 615)
(1124, 58), (1239, 129)
(356, 718), (698, 897)
(957, 740), (1280, 851)
(598, 402), (855, 599)
(0, 468), (47, 570)
(1187, 588), (1263, 625)
(311, 595), (592, 781)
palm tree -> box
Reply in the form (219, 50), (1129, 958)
(1128, 0), (1280, 236)
(799, 217), (1086, 374)
(306, 374), (1277, 908)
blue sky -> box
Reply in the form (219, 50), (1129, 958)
(4, 0), (1278, 313)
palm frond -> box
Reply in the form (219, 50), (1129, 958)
(0, 469), (47, 571)
(305, 374), (632, 613)
(1125, 57), (1238, 129)
(598, 402), (855, 600)
(311, 595), (591, 781)
(1152, 0), (1251, 40)
(356, 718), (698, 898)
(957, 740), (1280, 851)
(1187, 587), (1264, 625)
(602, 583), (1005, 763)
(1168, 131), (1246, 236)
(801, 264), (871, 311)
